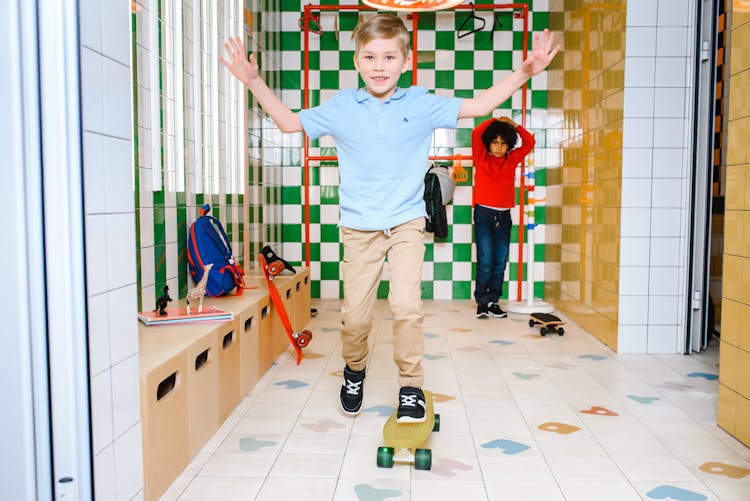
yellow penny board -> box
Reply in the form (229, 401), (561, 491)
(383, 390), (434, 450)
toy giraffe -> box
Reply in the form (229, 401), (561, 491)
(186, 263), (213, 314)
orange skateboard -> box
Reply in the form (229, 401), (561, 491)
(377, 390), (439, 470)
(529, 312), (565, 336)
(258, 253), (312, 364)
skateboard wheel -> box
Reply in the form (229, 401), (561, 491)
(376, 447), (394, 468)
(540, 327), (547, 336)
(558, 327), (565, 336)
(529, 319), (536, 327)
(414, 448), (432, 470)
(297, 330), (312, 347)
(267, 260), (284, 276)
(433, 414), (441, 432)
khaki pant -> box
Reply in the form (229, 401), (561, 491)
(340, 217), (425, 388)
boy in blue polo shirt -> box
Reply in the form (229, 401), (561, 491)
(221, 14), (559, 422)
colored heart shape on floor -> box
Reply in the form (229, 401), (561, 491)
(489, 340), (514, 345)
(513, 372), (541, 380)
(481, 439), (530, 455)
(578, 354), (608, 361)
(537, 422), (581, 434)
(364, 405), (395, 417)
(353, 484), (402, 501)
(302, 352), (326, 359)
(238, 437), (277, 451)
(424, 354), (447, 360)
(699, 461), (750, 478)
(273, 380), (309, 389)
(627, 394), (660, 404)
(302, 418), (346, 433)
(429, 458), (473, 477)
(432, 392), (456, 403)
(580, 406), (619, 416)
(646, 485), (707, 501)
(687, 372), (718, 380)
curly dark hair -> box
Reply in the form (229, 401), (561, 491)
(481, 120), (518, 154)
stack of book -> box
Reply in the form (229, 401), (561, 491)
(138, 305), (233, 326)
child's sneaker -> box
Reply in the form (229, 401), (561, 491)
(340, 365), (366, 416)
(397, 386), (426, 423)
(488, 302), (507, 318)
(476, 303), (489, 318)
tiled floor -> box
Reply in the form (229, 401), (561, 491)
(160, 299), (750, 501)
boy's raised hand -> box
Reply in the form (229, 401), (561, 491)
(521, 29), (561, 77)
(219, 36), (258, 86)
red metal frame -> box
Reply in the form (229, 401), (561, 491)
(300, 3), (530, 300)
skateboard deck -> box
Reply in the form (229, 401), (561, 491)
(529, 312), (565, 336)
(377, 390), (439, 470)
(258, 253), (312, 364)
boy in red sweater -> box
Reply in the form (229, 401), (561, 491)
(472, 116), (535, 318)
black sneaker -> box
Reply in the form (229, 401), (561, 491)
(488, 303), (507, 318)
(476, 303), (489, 318)
(397, 386), (426, 423)
(340, 365), (365, 416)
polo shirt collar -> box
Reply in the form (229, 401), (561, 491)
(356, 87), (407, 103)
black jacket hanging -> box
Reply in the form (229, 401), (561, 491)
(424, 171), (448, 238)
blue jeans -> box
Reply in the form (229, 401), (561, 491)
(473, 205), (512, 305)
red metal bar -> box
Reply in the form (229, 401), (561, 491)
(301, 3), (530, 289)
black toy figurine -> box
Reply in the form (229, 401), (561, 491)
(153, 286), (172, 316)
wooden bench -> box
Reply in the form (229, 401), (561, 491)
(138, 266), (311, 501)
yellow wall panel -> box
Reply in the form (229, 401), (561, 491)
(720, 341), (739, 390)
(737, 348), (750, 399)
(718, 0), (750, 449)
(722, 298), (740, 346)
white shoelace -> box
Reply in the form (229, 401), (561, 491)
(400, 393), (424, 408)
(344, 379), (362, 396)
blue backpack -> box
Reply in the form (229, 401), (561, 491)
(187, 205), (244, 297)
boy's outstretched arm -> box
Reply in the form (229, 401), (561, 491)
(458, 29), (560, 119)
(220, 36), (303, 133)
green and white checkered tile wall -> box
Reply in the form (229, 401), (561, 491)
(131, 0), (551, 307)
(274, 0), (551, 301)
(133, 0), (283, 311)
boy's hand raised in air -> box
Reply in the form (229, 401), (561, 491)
(219, 36), (258, 87)
(521, 29), (561, 78)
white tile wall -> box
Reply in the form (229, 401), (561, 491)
(80, 0), (143, 499)
(618, 0), (696, 354)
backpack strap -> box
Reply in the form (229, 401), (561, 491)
(206, 215), (245, 294)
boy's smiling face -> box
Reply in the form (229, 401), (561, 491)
(354, 37), (411, 102)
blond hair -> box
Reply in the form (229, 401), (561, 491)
(352, 14), (410, 57)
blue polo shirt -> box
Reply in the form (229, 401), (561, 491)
(299, 86), (463, 231)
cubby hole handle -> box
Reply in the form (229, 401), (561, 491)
(156, 372), (178, 401)
(296, 282), (300, 291)
(195, 349), (209, 371)
(261, 305), (269, 318)
(286, 289), (291, 299)
(244, 316), (254, 332)
(223, 331), (235, 349)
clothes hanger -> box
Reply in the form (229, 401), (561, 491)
(457, 2), (486, 39)
(488, 12), (503, 42)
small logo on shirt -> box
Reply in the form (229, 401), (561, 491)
(403, 116), (409, 122)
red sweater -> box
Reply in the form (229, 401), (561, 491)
(471, 118), (535, 209)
